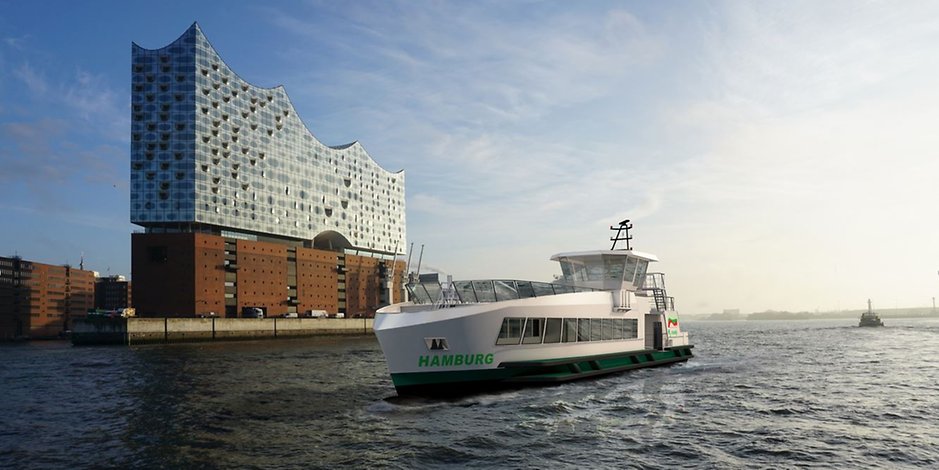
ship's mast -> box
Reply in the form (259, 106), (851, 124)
(610, 219), (633, 251)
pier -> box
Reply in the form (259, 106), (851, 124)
(71, 317), (374, 345)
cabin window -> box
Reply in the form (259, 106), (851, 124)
(590, 318), (602, 341)
(496, 317), (525, 345)
(544, 318), (562, 343)
(612, 319), (625, 340)
(522, 318), (545, 344)
(625, 319), (639, 339)
(499, 317), (638, 345)
(577, 319), (591, 342)
(563, 318), (578, 342)
(602, 318), (613, 340)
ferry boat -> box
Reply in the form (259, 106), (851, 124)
(374, 221), (694, 396)
(859, 299), (884, 327)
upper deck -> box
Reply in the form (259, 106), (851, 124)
(406, 278), (603, 306)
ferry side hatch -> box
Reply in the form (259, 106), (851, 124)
(653, 322), (663, 350)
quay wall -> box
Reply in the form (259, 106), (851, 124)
(72, 317), (374, 345)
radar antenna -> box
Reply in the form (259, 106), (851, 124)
(610, 219), (633, 251)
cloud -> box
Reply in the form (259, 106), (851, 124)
(13, 62), (48, 95)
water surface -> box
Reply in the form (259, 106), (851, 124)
(2, 318), (938, 468)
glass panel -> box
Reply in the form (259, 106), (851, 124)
(578, 318), (591, 342)
(493, 280), (519, 301)
(496, 317), (524, 345)
(516, 281), (535, 298)
(560, 258), (587, 282)
(422, 282), (442, 304)
(408, 284), (432, 304)
(590, 318), (602, 341)
(634, 260), (649, 288)
(601, 319), (613, 340)
(559, 260), (575, 282)
(453, 281), (477, 303)
(623, 257), (638, 285)
(625, 319), (638, 339)
(586, 259), (605, 281)
(612, 318), (625, 340)
(554, 284), (574, 294)
(473, 280), (496, 302)
(604, 255), (625, 281)
(544, 318), (562, 343)
(563, 318), (578, 342)
(531, 282), (556, 297)
(522, 318), (545, 344)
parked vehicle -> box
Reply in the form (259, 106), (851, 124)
(304, 310), (327, 318)
(242, 307), (264, 318)
(282, 312), (298, 318)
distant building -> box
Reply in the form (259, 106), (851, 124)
(95, 275), (132, 310)
(130, 24), (406, 318)
(0, 256), (95, 340)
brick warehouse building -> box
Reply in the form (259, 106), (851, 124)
(94, 275), (132, 311)
(130, 24), (406, 318)
(0, 256), (95, 339)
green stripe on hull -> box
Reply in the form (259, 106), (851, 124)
(390, 346), (693, 394)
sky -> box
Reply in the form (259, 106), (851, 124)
(2, 0), (939, 314)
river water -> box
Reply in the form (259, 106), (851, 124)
(2, 318), (938, 469)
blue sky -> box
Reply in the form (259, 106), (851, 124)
(2, 1), (939, 314)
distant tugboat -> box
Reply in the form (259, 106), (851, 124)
(859, 299), (884, 327)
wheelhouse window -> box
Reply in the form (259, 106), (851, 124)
(623, 257), (638, 284)
(603, 255), (626, 281)
(633, 260), (649, 288)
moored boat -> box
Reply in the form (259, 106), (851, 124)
(374, 220), (693, 396)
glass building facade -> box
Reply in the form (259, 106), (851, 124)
(130, 23), (406, 253)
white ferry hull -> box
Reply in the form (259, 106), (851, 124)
(375, 291), (693, 396)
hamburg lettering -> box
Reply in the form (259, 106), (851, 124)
(418, 353), (494, 368)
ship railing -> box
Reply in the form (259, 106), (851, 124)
(406, 279), (603, 306)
